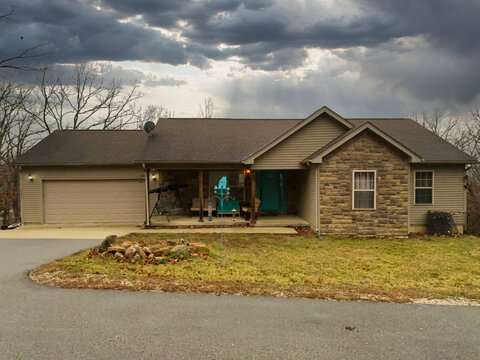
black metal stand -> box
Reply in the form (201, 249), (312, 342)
(149, 184), (188, 222)
(150, 190), (170, 223)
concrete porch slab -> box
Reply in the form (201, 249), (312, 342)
(150, 215), (309, 228)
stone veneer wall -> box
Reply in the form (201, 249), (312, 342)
(319, 130), (409, 236)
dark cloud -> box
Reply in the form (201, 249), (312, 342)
(9, 62), (188, 90)
(0, 0), (191, 66)
(2, 0), (478, 69)
(1, 0), (480, 109)
(358, 0), (480, 54)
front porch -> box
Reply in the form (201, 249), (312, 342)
(145, 167), (313, 229)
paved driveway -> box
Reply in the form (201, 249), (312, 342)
(0, 225), (296, 239)
(0, 238), (479, 359)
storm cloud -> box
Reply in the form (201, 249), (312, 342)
(0, 0), (479, 114)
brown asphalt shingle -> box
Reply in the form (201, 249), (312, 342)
(15, 130), (148, 165)
(347, 118), (476, 162)
(137, 118), (302, 163)
(15, 116), (477, 165)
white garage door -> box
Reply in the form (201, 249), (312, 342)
(44, 180), (145, 224)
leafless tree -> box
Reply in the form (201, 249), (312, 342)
(136, 105), (174, 129)
(411, 111), (461, 145)
(0, 78), (36, 162)
(0, 77), (37, 225)
(0, 9), (53, 71)
(197, 97), (214, 118)
(27, 63), (142, 133)
(411, 110), (480, 182)
(463, 108), (480, 182)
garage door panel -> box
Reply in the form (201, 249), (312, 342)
(44, 180), (145, 224)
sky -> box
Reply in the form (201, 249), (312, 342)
(1, 0), (479, 118)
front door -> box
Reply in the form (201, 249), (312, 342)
(256, 170), (286, 211)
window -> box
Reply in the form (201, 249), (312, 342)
(209, 171), (245, 201)
(415, 171), (433, 204)
(353, 170), (376, 209)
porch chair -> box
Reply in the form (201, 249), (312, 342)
(241, 198), (261, 220)
(190, 198), (217, 217)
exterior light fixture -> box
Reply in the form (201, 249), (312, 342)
(151, 174), (156, 180)
(28, 174), (33, 181)
(244, 169), (251, 175)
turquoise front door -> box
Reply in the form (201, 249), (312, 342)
(256, 170), (286, 211)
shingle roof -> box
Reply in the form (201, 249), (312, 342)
(14, 115), (476, 166)
(15, 130), (147, 165)
(136, 118), (301, 163)
(346, 118), (476, 162)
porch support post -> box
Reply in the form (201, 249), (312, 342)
(145, 168), (151, 226)
(199, 170), (204, 222)
(250, 170), (256, 224)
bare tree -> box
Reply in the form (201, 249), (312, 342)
(466, 108), (480, 156)
(28, 63), (142, 133)
(136, 105), (174, 129)
(411, 111), (461, 145)
(0, 9), (53, 71)
(197, 97), (214, 118)
(411, 110), (480, 183)
(463, 108), (480, 183)
(0, 77), (36, 225)
(0, 78), (36, 162)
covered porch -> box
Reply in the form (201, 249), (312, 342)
(144, 166), (312, 228)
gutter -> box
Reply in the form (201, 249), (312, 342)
(13, 162), (140, 167)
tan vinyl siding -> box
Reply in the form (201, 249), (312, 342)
(149, 192), (157, 214)
(252, 114), (347, 170)
(297, 166), (318, 230)
(20, 166), (145, 224)
(20, 175), (43, 224)
(409, 164), (467, 231)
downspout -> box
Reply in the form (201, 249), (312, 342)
(316, 164), (319, 235)
(144, 164), (151, 227)
(465, 164), (471, 233)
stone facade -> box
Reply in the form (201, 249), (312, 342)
(319, 130), (409, 236)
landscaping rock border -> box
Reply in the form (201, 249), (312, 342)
(92, 236), (209, 264)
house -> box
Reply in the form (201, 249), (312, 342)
(15, 106), (476, 236)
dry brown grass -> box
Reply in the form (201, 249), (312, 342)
(30, 233), (480, 303)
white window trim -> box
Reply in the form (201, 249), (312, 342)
(352, 170), (376, 210)
(414, 170), (434, 205)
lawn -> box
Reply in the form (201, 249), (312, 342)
(31, 233), (480, 303)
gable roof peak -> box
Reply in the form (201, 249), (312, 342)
(306, 106), (354, 129)
(243, 106), (353, 164)
(305, 121), (422, 163)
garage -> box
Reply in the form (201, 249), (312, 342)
(43, 180), (145, 224)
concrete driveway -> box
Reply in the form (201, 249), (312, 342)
(0, 225), (296, 239)
(0, 237), (479, 359)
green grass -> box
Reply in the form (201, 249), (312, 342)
(42, 233), (480, 301)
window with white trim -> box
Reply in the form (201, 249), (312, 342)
(353, 170), (376, 209)
(415, 171), (433, 204)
